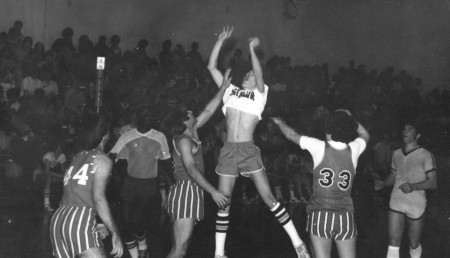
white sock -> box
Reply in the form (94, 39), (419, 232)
(386, 246), (399, 258)
(215, 212), (229, 256)
(410, 244), (422, 258)
(270, 202), (302, 247)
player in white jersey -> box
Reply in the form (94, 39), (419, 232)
(208, 26), (309, 258)
(383, 121), (437, 258)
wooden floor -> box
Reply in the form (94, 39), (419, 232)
(0, 173), (449, 258)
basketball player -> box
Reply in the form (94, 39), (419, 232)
(272, 109), (369, 258)
(384, 121), (437, 258)
(109, 105), (171, 258)
(50, 114), (123, 258)
(164, 69), (232, 258)
(208, 26), (310, 258)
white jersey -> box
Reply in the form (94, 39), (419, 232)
(222, 84), (269, 120)
(390, 147), (436, 205)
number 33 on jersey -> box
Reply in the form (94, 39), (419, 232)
(318, 168), (352, 190)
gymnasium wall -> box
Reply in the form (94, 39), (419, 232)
(1, 0), (450, 91)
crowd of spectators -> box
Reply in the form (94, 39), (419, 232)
(0, 19), (449, 211)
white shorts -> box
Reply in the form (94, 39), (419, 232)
(389, 196), (426, 220)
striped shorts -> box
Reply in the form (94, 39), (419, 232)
(306, 210), (357, 241)
(50, 206), (101, 258)
(166, 180), (204, 221)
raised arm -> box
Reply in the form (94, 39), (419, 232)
(92, 155), (123, 258)
(177, 137), (229, 209)
(207, 26), (233, 87)
(249, 37), (264, 93)
(336, 109), (370, 143)
(271, 117), (302, 145)
(196, 68), (232, 128)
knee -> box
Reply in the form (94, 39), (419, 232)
(260, 192), (276, 205)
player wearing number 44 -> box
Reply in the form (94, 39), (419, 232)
(271, 109), (369, 258)
(50, 113), (123, 258)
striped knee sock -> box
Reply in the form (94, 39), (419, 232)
(270, 202), (302, 247)
(125, 240), (138, 258)
(136, 231), (147, 251)
(215, 212), (229, 256)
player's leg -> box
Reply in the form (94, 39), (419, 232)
(215, 175), (236, 257)
(407, 214), (425, 258)
(387, 210), (405, 258)
(166, 218), (196, 258)
(76, 247), (107, 258)
(335, 238), (357, 258)
(121, 181), (139, 258)
(310, 234), (332, 258)
(250, 171), (309, 257)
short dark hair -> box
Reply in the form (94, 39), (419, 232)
(77, 112), (109, 150)
(325, 111), (358, 144)
(162, 105), (188, 138)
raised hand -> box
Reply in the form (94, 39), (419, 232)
(221, 68), (232, 89)
(249, 37), (260, 48)
(218, 26), (234, 42)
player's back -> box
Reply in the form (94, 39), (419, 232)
(60, 149), (105, 208)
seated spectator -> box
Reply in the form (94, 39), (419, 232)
(21, 66), (42, 96)
(40, 70), (59, 97)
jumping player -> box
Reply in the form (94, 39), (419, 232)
(208, 26), (310, 258)
(272, 109), (369, 258)
(164, 69), (232, 258)
(383, 121), (437, 258)
(50, 113), (123, 258)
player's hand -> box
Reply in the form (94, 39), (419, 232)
(249, 37), (260, 48)
(212, 190), (230, 210)
(399, 183), (414, 193)
(110, 233), (123, 258)
(94, 223), (109, 240)
(218, 26), (234, 42)
(270, 117), (283, 126)
(220, 68), (232, 89)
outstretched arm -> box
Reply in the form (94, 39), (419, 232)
(249, 37), (264, 93)
(93, 155), (123, 258)
(271, 117), (302, 145)
(177, 137), (229, 209)
(207, 26), (234, 87)
(196, 69), (232, 128)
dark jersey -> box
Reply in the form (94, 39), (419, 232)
(60, 149), (108, 208)
(172, 137), (204, 182)
(307, 143), (355, 213)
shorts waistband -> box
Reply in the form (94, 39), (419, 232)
(223, 141), (255, 147)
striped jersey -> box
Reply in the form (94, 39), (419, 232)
(109, 128), (171, 179)
(172, 137), (204, 182)
(307, 143), (356, 213)
(60, 149), (106, 208)
(390, 147), (436, 204)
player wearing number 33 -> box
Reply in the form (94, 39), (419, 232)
(271, 109), (369, 258)
(50, 114), (123, 258)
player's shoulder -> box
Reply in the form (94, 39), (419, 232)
(148, 129), (168, 142)
(92, 151), (112, 167)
